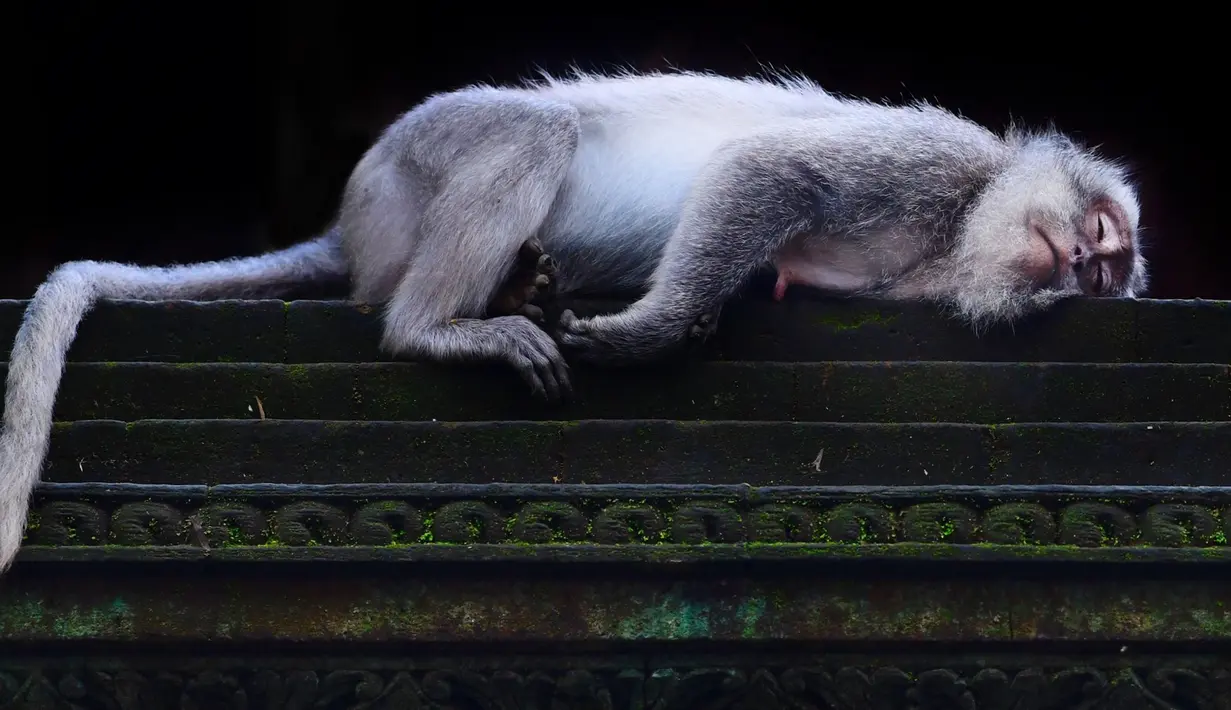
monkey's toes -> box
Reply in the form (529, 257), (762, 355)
(516, 303), (545, 323)
(517, 239), (545, 266)
(688, 311), (720, 342)
(536, 252), (558, 276)
(531, 251), (558, 299)
(519, 266), (554, 307)
(488, 241), (561, 321)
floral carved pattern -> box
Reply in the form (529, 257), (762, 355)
(2, 665), (1228, 709)
(22, 486), (1231, 550)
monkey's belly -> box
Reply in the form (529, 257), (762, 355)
(772, 254), (882, 300)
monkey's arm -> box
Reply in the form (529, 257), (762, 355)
(557, 133), (821, 364)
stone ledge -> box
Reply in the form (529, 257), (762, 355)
(1, 296), (1228, 363)
(42, 420), (1231, 486)
(22, 361), (1229, 423)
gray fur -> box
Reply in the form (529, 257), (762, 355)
(0, 69), (1146, 573)
(0, 236), (346, 573)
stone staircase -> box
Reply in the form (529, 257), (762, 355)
(0, 295), (1227, 709)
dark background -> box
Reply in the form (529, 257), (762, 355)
(14, 5), (1225, 300)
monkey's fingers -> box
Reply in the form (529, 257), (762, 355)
(555, 309), (613, 363)
(504, 319), (572, 402)
(511, 354), (550, 400)
(550, 347), (573, 399)
(532, 347), (573, 402)
(533, 334), (572, 402)
(557, 309), (584, 331)
(533, 358), (564, 402)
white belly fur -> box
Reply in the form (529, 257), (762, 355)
(542, 115), (745, 250)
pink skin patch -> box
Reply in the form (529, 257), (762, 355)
(773, 271), (791, 301)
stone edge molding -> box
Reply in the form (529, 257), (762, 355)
(1, 661), (1228, 709)
(19, 483), (1231, 564)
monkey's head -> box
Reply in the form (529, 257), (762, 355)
(948, 130), (1146, 329)
(1012, 135), (1146, 300)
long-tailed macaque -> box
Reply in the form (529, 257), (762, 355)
(0, 70), (1147, 573)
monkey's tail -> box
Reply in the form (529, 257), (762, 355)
(0, 230), (348, 573)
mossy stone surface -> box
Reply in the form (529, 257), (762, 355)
(2, 296), (1227, 364)
(21, 361), (1228, 423)
(3, 296), (1227, 672)
(39, 419), (1231, 486)
(2, 571), (1226, 643)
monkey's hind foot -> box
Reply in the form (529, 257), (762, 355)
(487, 238), (559, 323)
(687, 308), (721, 343)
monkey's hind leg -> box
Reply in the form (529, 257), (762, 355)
(372, 92), (580, 400)
(486, 238), (559, 323)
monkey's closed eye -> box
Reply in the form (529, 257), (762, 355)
(1093, 263), (1105, 293)
(1096, 214), (1106, 242)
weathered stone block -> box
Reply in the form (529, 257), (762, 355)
(14, 360), (1228, 423)
(0, 296), (1227, 709)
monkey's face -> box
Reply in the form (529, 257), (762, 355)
(1024, 197), (1142, 298)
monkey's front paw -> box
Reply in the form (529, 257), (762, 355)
(494, 315), (572, 402)
(556, 309), (684, 365)
(556, 309), (622, 363)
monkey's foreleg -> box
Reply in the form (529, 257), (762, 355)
(557, 144), (815, 364)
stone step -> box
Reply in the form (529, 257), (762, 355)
(42, 420), (1231, 487)
(2, 296), (1228, 364)
(27, 361), (1230, 424)
(4, 296), (1228, 702)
